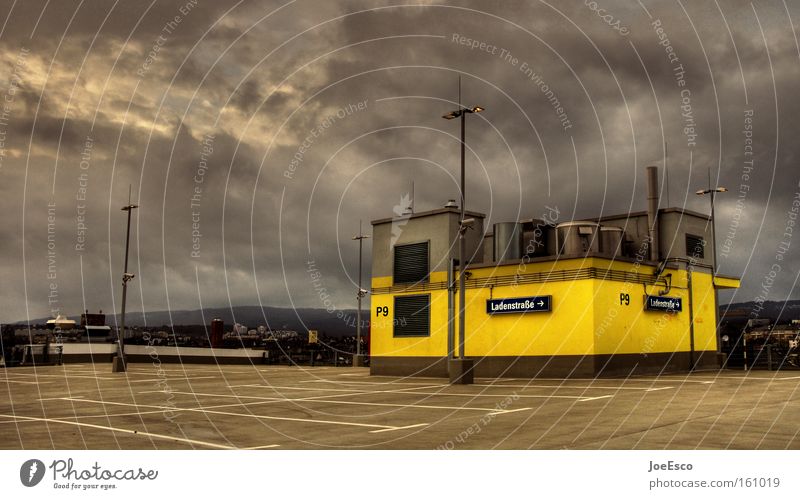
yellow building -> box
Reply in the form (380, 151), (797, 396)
(369, 168), (740, 378)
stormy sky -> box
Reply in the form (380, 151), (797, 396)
(1, 0), (798, 325)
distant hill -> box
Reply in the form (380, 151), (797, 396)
(16, 300), (800, 334)
(720, 300), (800, 322)
(17, 306), (363, 337)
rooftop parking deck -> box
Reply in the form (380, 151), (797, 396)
(2, 364), (799, 449)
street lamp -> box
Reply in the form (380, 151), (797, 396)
(352, 221), (370, 367)
(442, 94), (483, 384)
(113, 190), (138, 373)
(696, 182), (727, 355)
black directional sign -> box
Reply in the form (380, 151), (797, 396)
(645, 295), (682, 312)
(487, 296), (552, 314)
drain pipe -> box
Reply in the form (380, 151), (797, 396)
(687, 265), (695, 371)
(447, 257), (455, 359)
(662, 257), (711, 371)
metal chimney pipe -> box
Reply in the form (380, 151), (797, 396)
(646, 165), (660, 261)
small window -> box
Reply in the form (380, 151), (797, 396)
(686, 234), (705, 259)
(394, 295), (430, 337)
(394, 241), (429, 284)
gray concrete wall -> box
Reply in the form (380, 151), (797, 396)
(371, 209), (485, 279)
(659, 210), (713, 265)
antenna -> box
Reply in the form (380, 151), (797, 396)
(664, 141), (670, 207)
(458, 74), (462, 108)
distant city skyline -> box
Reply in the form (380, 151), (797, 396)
(1, 0), (798, 324)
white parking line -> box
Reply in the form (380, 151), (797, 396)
(369, 423), (428, 434)
(125, 376), (216, 383)
(576, 395), (615, 402)
(56, 397), (428, 433)
(1, 373), (116, 380)
(236, 383), (598, 401)
(148, 390), (529, 414)
(487, 407), (534, 415)
(301, 379), (442, 386)
(1, 379), (52, 385)
(472, 383), (669, 391)
(0, 414), (238, 449)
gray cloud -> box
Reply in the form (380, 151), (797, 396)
(1, 0), (798, 323)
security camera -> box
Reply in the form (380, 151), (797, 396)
(461, 218), (475, 226)
(357, 288), (369, 297)
(122, 273), (136, 283)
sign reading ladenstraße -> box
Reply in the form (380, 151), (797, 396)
(486, 296), (552, 314)
(645, 295), (682, 312)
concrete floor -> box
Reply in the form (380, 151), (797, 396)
(1, 363), (799, 449)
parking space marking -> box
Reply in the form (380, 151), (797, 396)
(576, 395), (615, 402)
(487, 407), (534, 416)
(149, 390), (530, 414)
(690, 375), (800, 381)
(1, 372), (116, 380)
(1, 379), (52, 385)
(234, 382), (602, 401)
(472, 383), (670, 391)
(368, 423), (428, 434)
(0, 414), (239, 449)
(55, 397), (428, 432)
(301, 379), (443, 386)
(125, 376), (216, 383)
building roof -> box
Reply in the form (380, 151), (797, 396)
(371, 206), (486, 225)
(593, 207), (711, 222)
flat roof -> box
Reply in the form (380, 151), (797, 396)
(594, 207), (711, 222)
(371, 206), (486, 225)
(372, 206), (708, 227)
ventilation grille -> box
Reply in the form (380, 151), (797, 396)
(686, 234), (705, 259)
(394, 242), (429, 284)
(394, 295), (430, 337)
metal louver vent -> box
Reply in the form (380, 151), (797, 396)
(394, 295), (430, 337)
(394, 241), (429, 284)
(686, 234), (705, 259)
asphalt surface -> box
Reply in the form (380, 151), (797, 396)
(2, 363), (799, 449)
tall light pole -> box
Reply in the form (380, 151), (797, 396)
(696, 175), (727, 356)
(352, 221), (369, 367)
(113, 188), (138, 373)
(442, 79), (483, 383)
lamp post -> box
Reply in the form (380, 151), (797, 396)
(442, 86), (483, 384)
(352, 221), (369, 367)
(113, 190), (138, 373)
(696, 181), (727, 355)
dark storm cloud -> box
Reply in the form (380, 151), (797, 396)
(1, 0), (798, 323)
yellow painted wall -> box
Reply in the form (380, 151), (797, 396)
(462, 279), (595, 357)
(372, 258), (726, 358)
(370, 271), (448, 357)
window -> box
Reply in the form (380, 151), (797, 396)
(393, 241), (429, 284)
(394, 295), (430, 337)
(686, 234), (705, 259)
